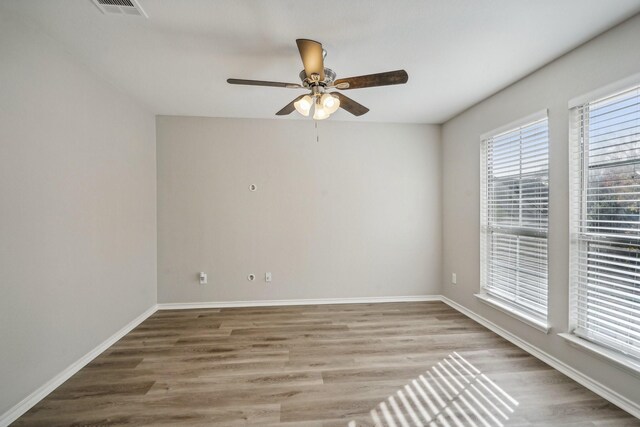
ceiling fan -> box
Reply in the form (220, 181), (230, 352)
(227, 39), (408, 120)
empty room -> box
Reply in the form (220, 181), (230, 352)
(2, 0), (640, 425)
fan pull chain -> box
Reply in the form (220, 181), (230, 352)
(315, 120), (319, 143)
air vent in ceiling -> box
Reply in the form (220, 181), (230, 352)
(91, 0), (148, 17)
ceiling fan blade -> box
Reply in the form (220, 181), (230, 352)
(296, 39), (325, 81)
(334, 70), (408, 90)
(227, 78), (303, 89)
(276, 95), (306, 116)
(332, 93), (369, 116)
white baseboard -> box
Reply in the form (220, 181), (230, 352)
(440, 296), (640, 419)
(157, 295), (441, 310)
(0, 304), (158, 427)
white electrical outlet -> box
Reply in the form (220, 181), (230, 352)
(451, 273), (457, 284)
(265, 272), (272, 282)
(199, 272), (207, 285)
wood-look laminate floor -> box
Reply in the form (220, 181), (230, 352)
(13, 302), (640, 426)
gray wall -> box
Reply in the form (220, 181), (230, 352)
(0, 13), (157, 415)
(157, 116), (441, 303)
(441, 14), (640, 404)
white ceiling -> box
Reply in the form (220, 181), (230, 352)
(3, 0), (640, 124)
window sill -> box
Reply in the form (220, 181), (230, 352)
(474, 293), (550, 334)
(558, 333), (640, 378)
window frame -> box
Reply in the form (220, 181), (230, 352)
(479, 110), (550, 331)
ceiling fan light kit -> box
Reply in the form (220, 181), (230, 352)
(293, 87), (341, 119)
(227, 39), (408, 120)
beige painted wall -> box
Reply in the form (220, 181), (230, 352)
(0, 13), (157, 415)
(157, 116), (441, 303)
(441, 14), (640, 405)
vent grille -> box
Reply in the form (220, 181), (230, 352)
(98, 0), (134, 6)
(91, 0), (147, 17)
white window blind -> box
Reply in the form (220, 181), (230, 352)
(570, 83), (640, 361)
(480, 113), (549, 320)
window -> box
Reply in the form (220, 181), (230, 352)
(480, 112), (549, 324)
(569, 82), (640, 361)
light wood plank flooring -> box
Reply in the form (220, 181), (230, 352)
(13, 302), (640, 426)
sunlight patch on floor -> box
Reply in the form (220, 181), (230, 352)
(349, 352), (519, 427)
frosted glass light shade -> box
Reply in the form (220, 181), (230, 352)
(321, 93), (340, 114)
(294, 95), (313, 116)
(313, 105), (329, 120)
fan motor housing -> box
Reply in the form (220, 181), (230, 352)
(300, 68), (336, 87)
